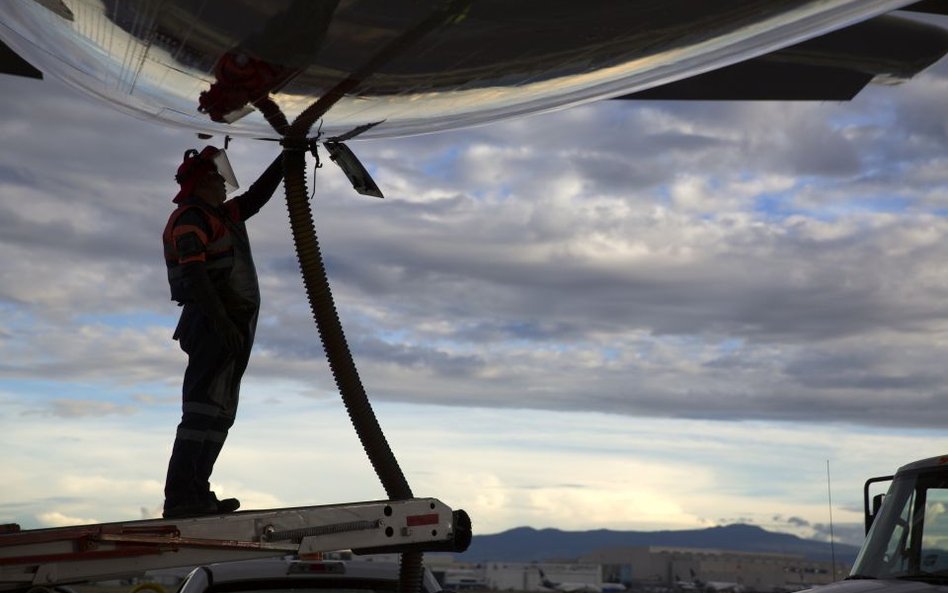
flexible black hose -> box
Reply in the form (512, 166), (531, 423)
(280, 148), (413, 496)
(279, 147), (423, 593)
(254, 97), (289, 136)
(265, 6), (472, 590)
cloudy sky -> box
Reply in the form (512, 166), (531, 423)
(2, 19), (948, 549)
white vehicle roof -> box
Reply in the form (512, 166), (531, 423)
(896, 454), (948, 474)
(177, 557), (443, 593)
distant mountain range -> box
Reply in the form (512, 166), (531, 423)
(448, 524), (861, 564)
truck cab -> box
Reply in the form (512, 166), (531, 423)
(821, 455), (948, 593)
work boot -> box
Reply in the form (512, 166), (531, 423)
(207, 490), (240, 513)
(162, 497), (218, 519)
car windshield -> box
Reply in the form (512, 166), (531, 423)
(851, 471), (948, 581)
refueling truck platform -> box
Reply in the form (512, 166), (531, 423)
(0, 498), (471, 592)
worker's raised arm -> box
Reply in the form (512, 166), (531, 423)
(231, 153), (285, 220)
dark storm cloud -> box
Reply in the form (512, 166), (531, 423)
(0, 197), (153, 263)
(355, 336), (486, 378)
(293, 193), (948, 345)
(784, 350), (942, 391)
(0, 163), (38, 185)
(576, 101), (864, 178)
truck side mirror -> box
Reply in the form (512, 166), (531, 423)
(864, 475), (893, 534)
(869, 493), (885, 528)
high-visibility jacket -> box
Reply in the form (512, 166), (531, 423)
(162, 155), (283, 312)
(162, 198), (260, 312)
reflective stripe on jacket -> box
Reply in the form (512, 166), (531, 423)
(162, 198), (260, 311)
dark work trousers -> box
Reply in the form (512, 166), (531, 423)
(163, 304), (258, 508)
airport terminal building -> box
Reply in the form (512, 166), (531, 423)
(429, 546), (848, 593)
(581, 546), (848, 592)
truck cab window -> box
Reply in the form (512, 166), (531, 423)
(920, 489), (948, 575)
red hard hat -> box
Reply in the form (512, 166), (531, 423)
(172, 146), (238, 203)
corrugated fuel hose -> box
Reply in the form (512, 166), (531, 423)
(250, 5), (471, 590)
(253, 96), (422, 593)
(279, 147), (416, 500)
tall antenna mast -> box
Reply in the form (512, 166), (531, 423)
(827, 459), (837, 580)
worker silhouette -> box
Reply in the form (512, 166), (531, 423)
(161, 146), (284, 519)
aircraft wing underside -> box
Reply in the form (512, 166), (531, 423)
(0, 0), (946, 139)
(616, 11), (948, 101)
